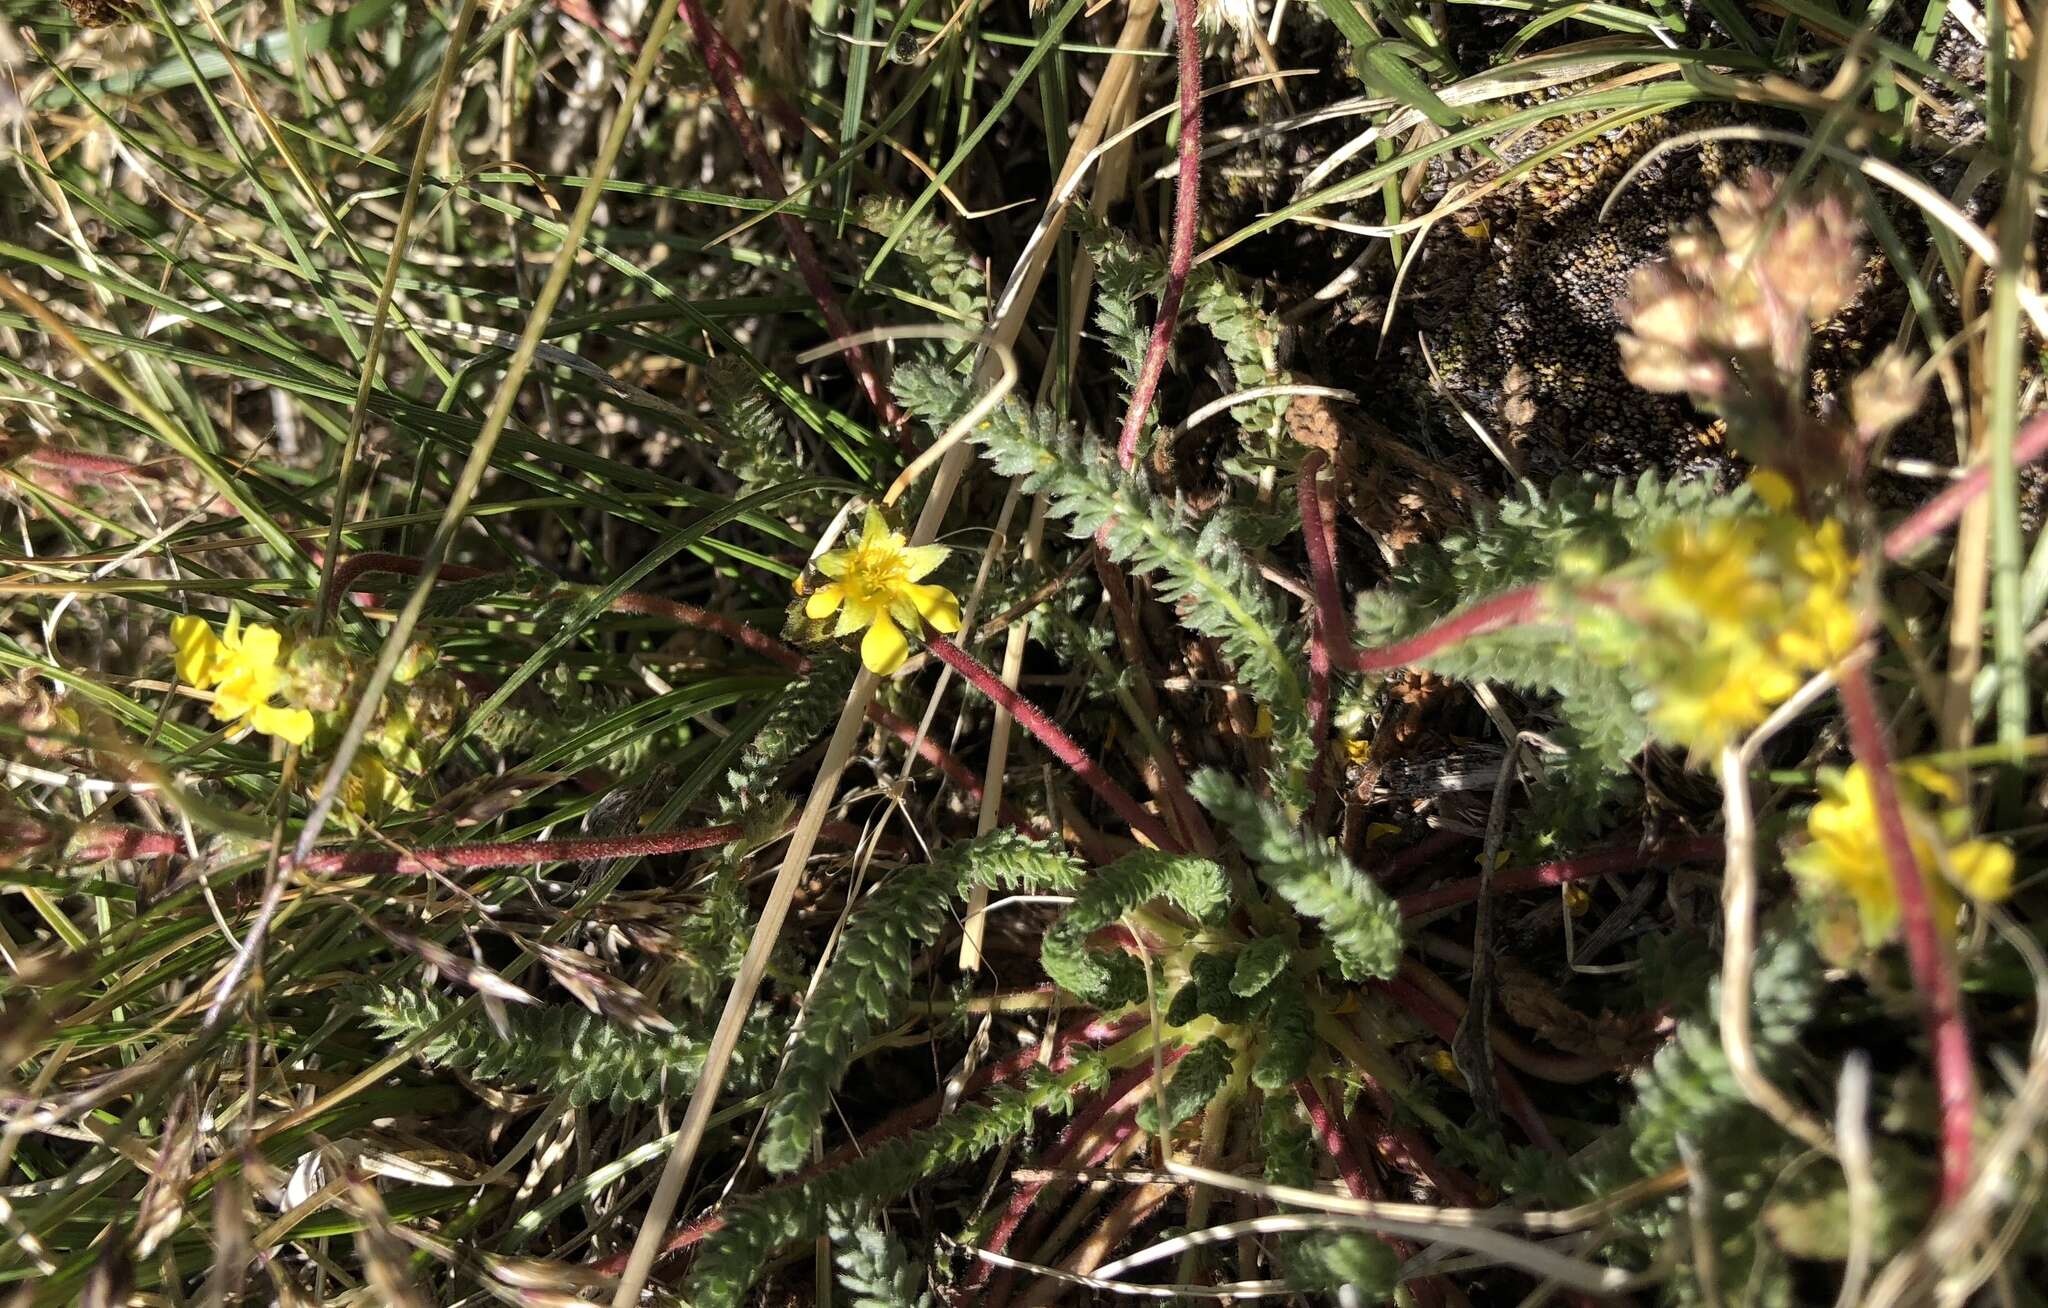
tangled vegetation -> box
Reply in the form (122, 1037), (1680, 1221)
(2, 0), (2046, 1305)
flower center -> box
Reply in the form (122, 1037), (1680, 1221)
(841, 543), (908, 605)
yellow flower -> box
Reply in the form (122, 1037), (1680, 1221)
(800, 508), (961, 675)
(1623, 487), (1860, 757)
(1788, 763), (2015, 945)
(169, 613), (315, 746)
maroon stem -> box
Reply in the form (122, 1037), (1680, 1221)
(1298, 451), (1348, 791)
(1838, 659), (1976, 1209)
(326, 552), (490, 614)
(924, 632), (1180, 853)
(12, 446), (166, 484)
(1397, 960), (1644, 1083)
(1113, 0), (1205, 469)
(1884, 410), (2048, 560)
(328, 552), (809, 673)
(1297, 1079), (1380, 1200)
(64, 822), (746, 876)
(326, 556), (1052, 845)
(1377, 828), (1473, 884)
(305, 824), (747, 876)
(865, 702), (1032, 832)
(607, 589), (810, 672)
(976, 1058), (1169, 1301)
(673, 0), (906, 440)
(1350, 585), (1548, 673)
(1352, 1100), (1481, 1207)
(68, 824), (180, 862)
(1396, 837), (1722, 917)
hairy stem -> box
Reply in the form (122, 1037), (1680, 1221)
(674, 0), (905, 438)
(978, 1060), (1166, 1302)
(1350, 585), (1548, 674)
(1297, 1079), (1380, 1200)
(1838, 659), (1976, 1209)
(588, 1016), (1151, 1275)
(1396, 837), (1722, 917)
(7, 444), (165, 483)
(925, 632), (1180, 852)
(1378, 975), (1563, 1154)
(328, 551), (809, 673)
(1883, 409), (2048, 560)
(1298, 451), (1348, 795)
(1113, 0), (1205, 469)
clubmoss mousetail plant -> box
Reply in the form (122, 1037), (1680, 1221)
(9, 0), (2048, 1295)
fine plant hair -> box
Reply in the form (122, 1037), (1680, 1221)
(9, 1), (2043, 1304)
(1570, 922), (1834, 1305)
(827, 1206), (936, 1308)
(1261, 1096), (1400, 1295)
(718, 658), (854, 820)
(1133, 1033), (1234, 1132)
(1349, 470), (1750, 841)
(703, 356), (825, 514)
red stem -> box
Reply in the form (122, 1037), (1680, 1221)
(1396, 837), (1722, 917)
(673, 0), (906, 440)
(13, 446), (166, 484)
(1377, 827), (1473, 885)
(1297, 1079), (1380, 1200)
(924, 632), (1180, 853)
(1350, 585), (1548, 673)
(607, 589), (811, 673)
(1352, 1100), (1481, 1207)
(1113, 0), (1205, 469)
(64, 822), (757, 876)
(296, 824), (747, 876)
(1884, 410), (2048, 560)
(68, 824), (180, 862)
(1297, 451), (1348, 792)
(328, 552), (809, 673)
(1838, 659), (1976, 1209)
(325, 555), (1051, 842)
(977, 1059), (1167, 1302)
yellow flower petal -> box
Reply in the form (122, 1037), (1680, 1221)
(805, 583), (846, 620)
(899, 543), (949, 582)
(861, 614), (910, 675)
(834, 594), (879, 638)
(908, 582), (961, 633)
(813, 550), (852, 580)
(171, 616), (221, 687)
(251, 703), (314, 746)
(1946, 841), (2015, 903)
(807, 501), (963, 671)
(237, 624), (283, 666)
